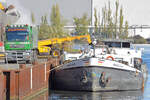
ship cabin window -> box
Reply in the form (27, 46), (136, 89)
(122, 42), (130, 48)
(105, 42), (121, 48)
(105, 42), (131, 48)
(134, 58), (142, 70)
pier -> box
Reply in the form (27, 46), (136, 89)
(0, 57), (60, 100)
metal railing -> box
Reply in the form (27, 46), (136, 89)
(3, 51), (33, 64)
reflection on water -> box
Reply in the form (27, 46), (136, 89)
(135, 44), (150, 100)
(30, 90), (143, 100)
(28, 91), (48, 100)
(49, 90), (143, 100)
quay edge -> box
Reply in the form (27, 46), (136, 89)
(0, 57), (60, 100)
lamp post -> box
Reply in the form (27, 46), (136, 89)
(131, 25), (138, 37)
(92, 39), (97, 57)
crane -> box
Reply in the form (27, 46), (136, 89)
(38, 34), (92, 58)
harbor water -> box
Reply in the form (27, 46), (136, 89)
(31, 44), (150, 100)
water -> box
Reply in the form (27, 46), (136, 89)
(30, 44), (150, 100)
(136, 45), (150, 100)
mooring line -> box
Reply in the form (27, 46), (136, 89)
(47, 64), (63, 73)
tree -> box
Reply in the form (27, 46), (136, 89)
(119, 6), (123, 38)
(101, 6), (107, 38)
(31, 12), (36, 24)
(38, 4), (68, 40)
(123, 21), (129, 38)
(133, 35), (147, 44)
(38, 15), (50, 40)
(50, 4), (67, 38)
(73, 13), (90, 35)
(101, 3), (114, 38)
(107, 1), (113, 38)
(115, 0), (119, 38)
(100, 0), (129, 39)
(94, 8), (98, 34)
(73, 17), (81, 34)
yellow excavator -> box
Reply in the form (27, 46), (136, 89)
(38, 34), (92, 58)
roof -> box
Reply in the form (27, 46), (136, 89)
(102, 39), (134, 43)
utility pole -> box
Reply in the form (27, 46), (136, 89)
(91, 0), (93, 26)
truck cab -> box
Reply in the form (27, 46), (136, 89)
(4, 25), (38, 63)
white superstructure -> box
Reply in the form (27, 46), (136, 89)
(64, 39), (143, 69)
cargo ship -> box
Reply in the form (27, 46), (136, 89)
(52, 39), (148, 91)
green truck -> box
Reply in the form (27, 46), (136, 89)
(4, 25), (38, 63)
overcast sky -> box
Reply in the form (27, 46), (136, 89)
(94, 0), (150, 25)
(1, 0), (150, 38)
(5, 0), (91, 25)
(1, 0), (150, 26)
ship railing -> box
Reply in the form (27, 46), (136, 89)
(100, 56), (130, 66)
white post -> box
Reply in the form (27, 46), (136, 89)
(45, 62), (46, 81)
(30, 67), (32, 89)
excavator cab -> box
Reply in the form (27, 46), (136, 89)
(5, 5), (20, 17)
(0, 3), (20, 17)
(0, 3), (20, 24)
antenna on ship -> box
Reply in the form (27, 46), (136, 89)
(91, 36), (97, 57)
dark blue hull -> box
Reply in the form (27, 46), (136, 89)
(52, 66), (144, 91)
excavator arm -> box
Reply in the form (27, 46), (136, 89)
(0, 2), (5, 12)
(38, 34), (92, 57)
(38, 34), (92, 46)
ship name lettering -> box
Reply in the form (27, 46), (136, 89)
(113, 64), (123, 67)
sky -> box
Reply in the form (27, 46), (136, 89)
(18, 0), (91, 25)
(4, 0), (150, 25)
(93, 0), (150, 25)
(93, 0), (150, 38)
(0, 0), (5, 2)
(1, 0), (150, 25)
(1, 0), (150, 38)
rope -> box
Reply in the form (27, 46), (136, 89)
(47, 64), (63, 73)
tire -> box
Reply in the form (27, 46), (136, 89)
(51, 48), (60, 58)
